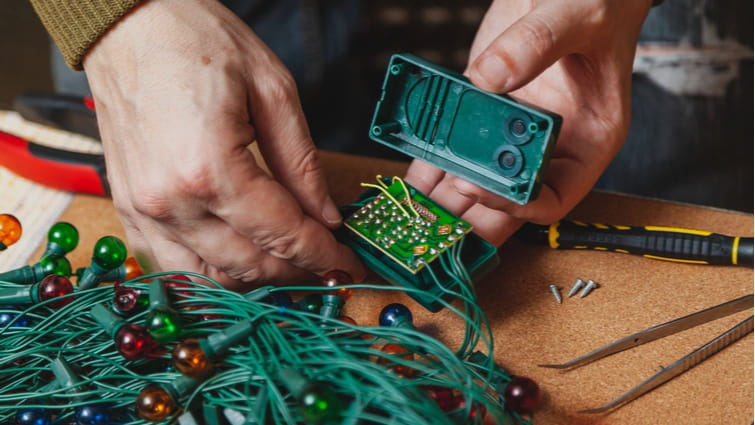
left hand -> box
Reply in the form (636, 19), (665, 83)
(405, 0), (653, 246)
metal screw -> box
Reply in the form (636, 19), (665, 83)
(567, 278), (586, 298)
(548, 284), (562, 304)
(579, 279), (599, 298)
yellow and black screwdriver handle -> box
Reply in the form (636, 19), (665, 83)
(516, 220), (753, 267)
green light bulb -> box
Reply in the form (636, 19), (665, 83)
(145, 306), (182, 343)
(39, 255), (72, 277)
(300, 382), (343, 424)
(46, 222), (79, 256)
(92, 236), (127, 270)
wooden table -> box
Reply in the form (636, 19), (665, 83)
(37, 150), (753, 425)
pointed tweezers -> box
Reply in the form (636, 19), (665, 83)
(539, 294), (753, 413)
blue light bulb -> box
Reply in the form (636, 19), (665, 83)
(379, 303), (413, 327)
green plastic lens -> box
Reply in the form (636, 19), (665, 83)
(145, 306), (182, 343)
(301, 383), (342, 424)
(92, 236), (128, 269)
(47, 222), (79, 253)
(39, 255), (72, 277)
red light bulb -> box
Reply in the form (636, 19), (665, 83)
(0, 214), (22, 249)
(503, 376), (542, 414)
(115, 323), (156, 360)
(136, 384), (176, 422)
(425, 385), (456, 412)
(113, 283), (147, 315)
(36, 275), (74, 308)
(321, 270), (354, 300)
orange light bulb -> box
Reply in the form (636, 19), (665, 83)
(378, 343), (416, 378)
(172, 339), (213, 378)
(136, 384), (176, 422)
(0, 214), (22, 249)
(123, 257), (144, 281)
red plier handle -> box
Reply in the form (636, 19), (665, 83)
(0, 130), (109, 196)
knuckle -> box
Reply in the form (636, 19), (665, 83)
(289, 146), (324, 182)
(130, 186), (175, 221)
(172, 162), (217, 200)
(517, 15), (557, 59)
(255, 222), (305, 262)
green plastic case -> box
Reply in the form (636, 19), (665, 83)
(369, 53), (562, 204)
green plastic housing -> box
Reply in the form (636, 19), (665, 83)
(337, 182), (499, 312)
(369, 53), (562, 204)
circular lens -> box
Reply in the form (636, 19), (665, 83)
(494, 145), (524, 177)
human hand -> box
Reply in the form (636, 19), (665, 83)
(405, 0), (653, 246)
(83, 0), (364, 290)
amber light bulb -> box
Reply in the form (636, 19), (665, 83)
(123, 257), (145, 281)
(321, 270), (354, 300)
(0, 214), (22, 250)
(136, 384), (177, 422)
(172, 339), (212, 378)
(378, 343), (416, 377)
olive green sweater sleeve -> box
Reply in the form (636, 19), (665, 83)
(28, 0), (143, 70)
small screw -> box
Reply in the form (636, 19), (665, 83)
(579, 279), (599, 298)
(567, 278), (586, 298)
(548, 284), (562, 304)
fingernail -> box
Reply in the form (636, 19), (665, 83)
(474, 54), (510, 91)
(322, 199), (343, 225)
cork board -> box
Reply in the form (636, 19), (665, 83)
(33, 150), (753, 425)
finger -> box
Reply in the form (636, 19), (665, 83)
(466, 2), (589, 93)
(461, 204), (524, 247)
(246, 56), (342, 228)
(156, 217), (315, 291)
(426, 174), (478, 217)
(449, 155), (596, 225)
(211, 151), (366, 281)
(403, 160), (445, 194)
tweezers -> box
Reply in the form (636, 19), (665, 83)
(539, 294), (753, 413)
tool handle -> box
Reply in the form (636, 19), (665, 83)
(518, 220), (753, 266)
(0, 130), (108, 196)
(13, 91), (99, 139)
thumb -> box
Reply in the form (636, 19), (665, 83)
(467, 5), (585, 93)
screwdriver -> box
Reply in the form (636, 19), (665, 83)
(515, 220), (753, 267)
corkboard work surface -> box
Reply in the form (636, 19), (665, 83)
(45, 151), (753, 425)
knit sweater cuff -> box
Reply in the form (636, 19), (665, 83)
(29, 0), (142, 70)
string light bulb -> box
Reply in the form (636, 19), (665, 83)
(136, 384), (177, 422)
(0, 213), (22, 250)
(112, 282), (148, 315)
(321, 270), (354, 300)
(378, 343), (416, 378)
(74, 404), (111, 425)
(379, 303), (415, 330)
(91, 304), (157, 360)
(145, 279), (182, 343)
(43, 222), (79, 257)
(78, 236), (128, 290)
(279, 368), (344, 424)
(15, 407), (51, 425)
(172, 320), (254, 378)
(0, 274), (74, 309)
(0, 255), (71, 285)
(502, 376), (541, 414)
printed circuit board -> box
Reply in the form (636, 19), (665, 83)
(343, 179), (472, 273)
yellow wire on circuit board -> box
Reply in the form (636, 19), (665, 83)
(360, 176), (414, 219)
(392, 176), (421, 218)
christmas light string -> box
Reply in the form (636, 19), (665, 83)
(0, 221), (542, 425)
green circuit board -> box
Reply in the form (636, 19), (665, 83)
(343, 179), (472, 273)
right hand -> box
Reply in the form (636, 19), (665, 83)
(82, 0), (364, 290)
